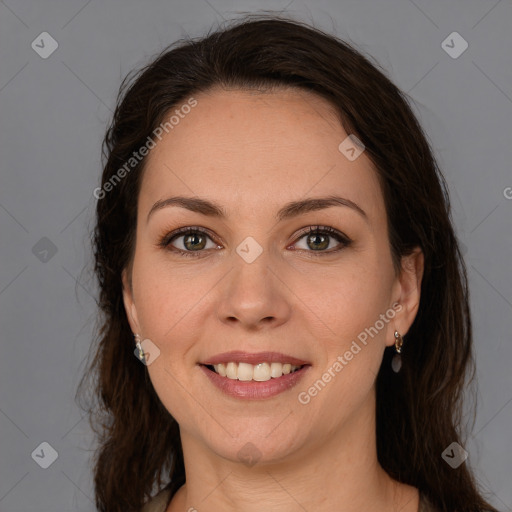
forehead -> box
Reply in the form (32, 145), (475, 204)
(139, 87), (384, 222)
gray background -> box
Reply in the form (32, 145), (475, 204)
(0, 0), (511, 510)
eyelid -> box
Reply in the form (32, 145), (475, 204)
(158, 225), (352, 257)
(157, 226), (221, 257)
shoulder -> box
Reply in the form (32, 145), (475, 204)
(140, 488), (172, 512)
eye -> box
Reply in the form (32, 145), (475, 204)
(291, 225), (352, 255)
(158, 227), (220, 258)
(158, 225), (352, 258)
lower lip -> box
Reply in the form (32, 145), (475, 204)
(199, 364), (311, 399)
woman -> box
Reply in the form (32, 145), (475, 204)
(78, 13), (499, 512)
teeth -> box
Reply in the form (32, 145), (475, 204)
(253, 362), (270, 381)
(270, 362), (283, 378)
(217, 363), (227, 377)
(212, 362), (302, 381)
(238, 362), (254, 381)
(226, 362), (237, 379)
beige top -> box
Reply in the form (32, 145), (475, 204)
(140, 488), (440, 512)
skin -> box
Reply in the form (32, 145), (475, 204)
(122, 86), (424, 512)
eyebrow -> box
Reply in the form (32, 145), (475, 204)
(146, 194), (368, 224)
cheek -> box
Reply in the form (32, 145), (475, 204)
(295, 267), (392, 429)
(131, 252), (187, 340)
(295, 254), (394, 343)
(130, 251), (221, 368)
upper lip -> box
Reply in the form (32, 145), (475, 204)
(201, 351), (310, 366)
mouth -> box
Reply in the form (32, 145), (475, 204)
(202, 361), (306, 382)
(198, 351), (311, 399)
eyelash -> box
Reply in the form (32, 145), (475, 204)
(157, 225), (352, 259)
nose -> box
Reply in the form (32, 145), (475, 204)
(216, 245), (292, 330)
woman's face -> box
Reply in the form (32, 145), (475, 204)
(123, 87), (422, 464)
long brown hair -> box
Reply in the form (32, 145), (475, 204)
(77, 13), (499, 512)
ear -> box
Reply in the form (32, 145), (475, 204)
(122, 267), (140, 334)
(388, 247), (424, 345)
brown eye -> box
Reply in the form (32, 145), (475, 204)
(293, 226), (352, 254)
(305, 232), (330, 251)
(159, 227), (219, 258)
(181, 232), (207, 251)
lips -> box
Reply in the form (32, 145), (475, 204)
(199, 363), (310, 399)
(198, 350), (311, 399)
(201, 350), (310, 366)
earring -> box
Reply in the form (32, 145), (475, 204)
(134, 333), (145, 362)
(391, 330), (403, 373)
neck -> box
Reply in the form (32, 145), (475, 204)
(170, 393), (415, 512)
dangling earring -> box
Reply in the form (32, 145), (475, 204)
(391, 330), (403, 373)
(134, 333), (145, 362)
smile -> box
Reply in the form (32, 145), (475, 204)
(207, 361), (303, 381)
